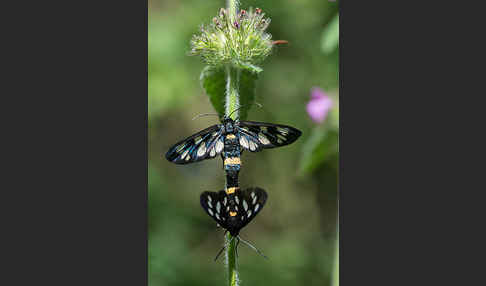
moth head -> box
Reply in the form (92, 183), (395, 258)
(222, 117), (235, 133)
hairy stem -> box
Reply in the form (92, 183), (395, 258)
(224, 58), (240, 286)
(225, 2), (240, 286)
(225, 232), (238, 286)
(224, 64), (240, 284)
(225, 65), (240, 120)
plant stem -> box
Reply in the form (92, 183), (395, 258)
(224, 64), (240, 286)
(224, 58), (240, 286)
(224, 0), (241, 121)
(225, 65), (240, 120)
(225, 3), (240, 286)
(225, 232), (238, 286)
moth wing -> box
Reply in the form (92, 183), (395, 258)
(165, 124), (224, 164)
(236, 121), (302, 153)
(200, 190), (230, 228)
(233, 187), (268, 229)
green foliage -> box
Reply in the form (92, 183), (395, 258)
(200, 64), (259, 120)
(149, 1), (339, 285)
(300, 12), (339, 177)
(201, 66), (226, 118)
(299, 93), (339, 175)
(236, 62), (263, 74)
(321, 14), (339, 55)
(238, 69), (258, 120)
(299, 127), (338, 175)
(190, 7), (273, 69)
(197, 5), (267, 121)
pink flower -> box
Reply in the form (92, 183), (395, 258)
(306, 87), (333, 123)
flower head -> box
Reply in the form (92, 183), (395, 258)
(306, 87), (333, 123)
(190, 7), (273, 68)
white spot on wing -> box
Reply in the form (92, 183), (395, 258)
(208, 200), (213, 208)
(240, 136), (249, 149)
(247, 210), (252, 218)
(254, 204), (260, 212)
(243, 199), (248, 211)
(208, 208), (214, 216)
(207, 195), (212, 202)
(235, 196), (239, 204)
(197, 142), (206, 157)
(258, 133), (270, 145)
(209, 147), (216, 157)
(252, 196), (257, 205)
(181, 149), (189, 159)
(176, 144), (185, 152)
(251, 192), (255, 199)
(249, 140), (257, 151)
(223, 197), (227, 206)
(277, 134), (287, 141)
(278, 127), (289, 135)
(215, 139), (224, 153)
(216, 201), (221, 213)
(215, 213), (220, 220)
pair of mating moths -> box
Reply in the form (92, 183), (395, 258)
(165, 116), (301, 258)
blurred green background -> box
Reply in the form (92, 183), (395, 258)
(148, 1), (339, 285)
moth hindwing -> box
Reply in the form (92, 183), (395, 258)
(200, 187), (268, 236)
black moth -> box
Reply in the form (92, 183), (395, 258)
(165, 117), (302, 164)
(201, 187), (267, 236)
(201, 187), (268, 260)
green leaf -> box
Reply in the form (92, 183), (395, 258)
(299, 127), (339, 174)
(200, 65), (259, 121)
(200, 66), (226, 118)
(238, 69), (259, 120)
(321, 14), (339, 55)
(237, 61), (263, 74)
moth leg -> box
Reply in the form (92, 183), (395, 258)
(235, 237), (240, 259)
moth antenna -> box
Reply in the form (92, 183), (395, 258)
(192, 113), (220, 121)
(237, 236), (268, 259)
(227, 102), (264, 119)
(235, 237), (240, 259)
(213, 245), (226, 261)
